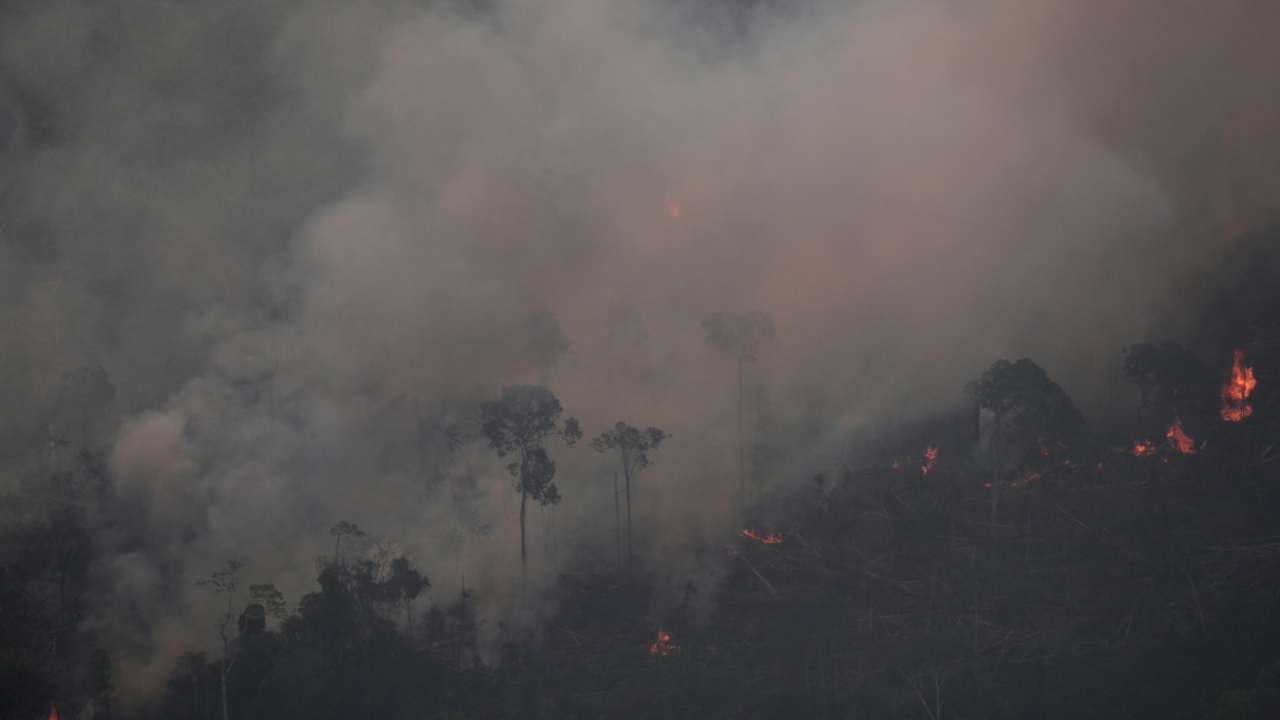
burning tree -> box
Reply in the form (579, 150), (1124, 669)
(1133, 439), (1157, 457)
(740, 529), (783, 545)
(1221, 349), (1258, 422)
(480, 385), (581, 583)
(590, 421), (667, 569)
(1166, 418), (1197, 454)
(921, 445), (939, 476)
(649, 629), (675, 656)
(702, 311), (775, 518)
(968, 358), (1083, 535)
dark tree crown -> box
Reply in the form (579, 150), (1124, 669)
(591, 421), (668, 474)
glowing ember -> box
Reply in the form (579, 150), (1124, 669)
(1220, 349), (1258, 422)
(1166, 418), (1196, 454)
(1132, 440), (1156, 457)
(649, 629), (675, 656)
(740, 528), (783, 545)
(921, 445), (939, 475)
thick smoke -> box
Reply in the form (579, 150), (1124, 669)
(1, 0), (1277, 703)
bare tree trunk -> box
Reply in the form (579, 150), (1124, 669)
(520, 481), (528, 585)
(613, 472), (622, 568)
(220, 630), (234, 720)
(220, 661), (230, 720)
(990, 470), (999, 541)
(989, 421), (1001, 542)
(624, 466), (633, 568)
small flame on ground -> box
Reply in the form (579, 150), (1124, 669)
(921, 445), (939, 476)
(1133, 440), (1157, 457)
(1011, 469), (1041, 488)
(1221, 349), (1258, 422)
(1038, 438), (1050, 457)
(741, 528), (783, 545)
(1166, 418), (1196, 454)
(649, 629), (675, 656)
(667, 198), (682, 220)
(49, 703), (58, 720)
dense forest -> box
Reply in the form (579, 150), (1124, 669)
(4, 225), (1278, 719)
(4, 0), (1280, 718)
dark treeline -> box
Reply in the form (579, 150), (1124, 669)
(2, 226), (1279, 719)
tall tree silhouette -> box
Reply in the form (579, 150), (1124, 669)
(591, 422), (667, 567)
(480, 385), (581, 583)
(196, 559), (243, 720)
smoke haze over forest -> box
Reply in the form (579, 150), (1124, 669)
(2, 0), (1279, 709)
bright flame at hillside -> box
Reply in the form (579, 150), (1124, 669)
(649, 630), (675, 656)
(741, 529), (783, 545)
(1220, 349), (1257, 422)
(1166, 419), (1196, 454)
(1133, 440), (1157, 457)
(921, 445), (939, 475)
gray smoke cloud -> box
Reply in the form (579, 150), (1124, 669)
(1, 0), (1277, 704)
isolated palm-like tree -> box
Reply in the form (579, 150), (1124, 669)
(480, 385), (581, 583)
(591, 422), (667, 567)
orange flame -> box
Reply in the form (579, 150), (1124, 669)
(921, 445), (939, 475)
(740, 528), (783, 545)
(1220, 349), (1258, 422)
(649, 629), (675, 656)
(1132, 440), (1156, 457)
(1166, 418), (1196, 454)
